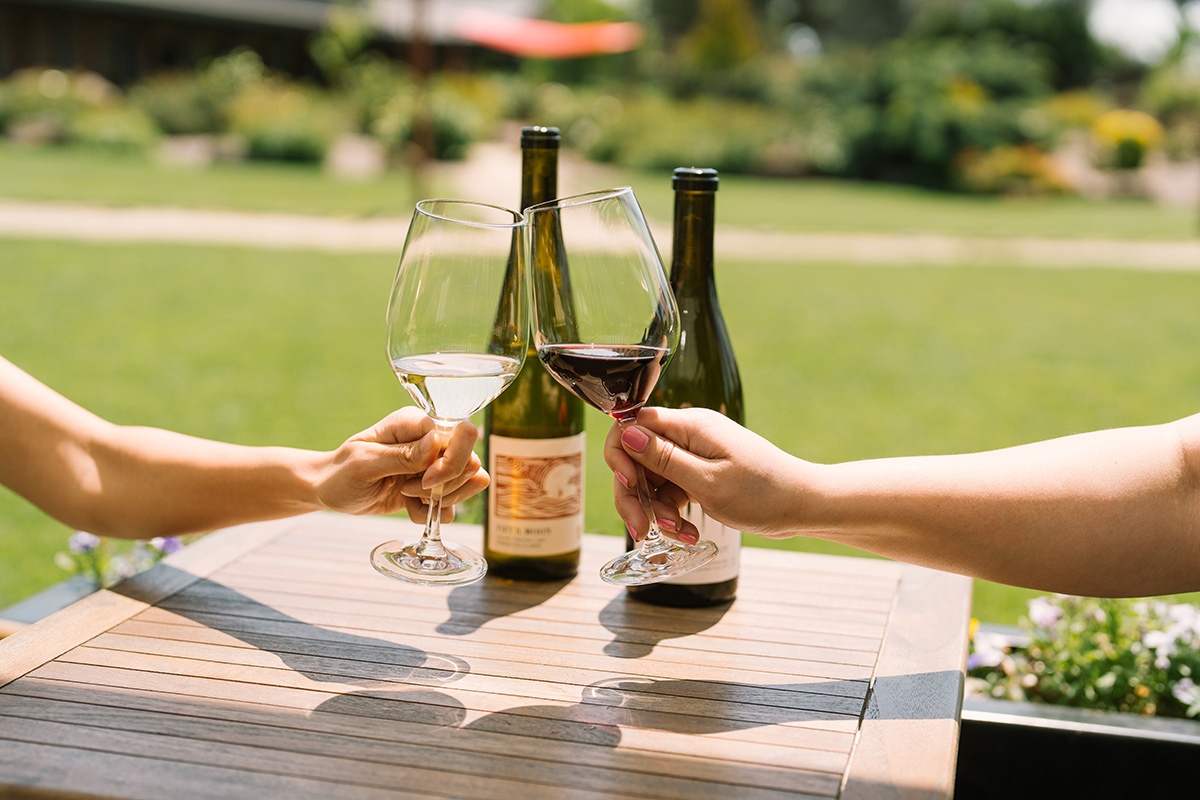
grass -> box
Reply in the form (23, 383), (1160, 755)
(2, 140), (1197, 239)
(3, 232), (1200, 622)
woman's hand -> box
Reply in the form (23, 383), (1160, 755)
(604, 407), (807, 541)
(315, 407), (488, 522)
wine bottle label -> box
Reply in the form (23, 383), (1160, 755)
(487, 432), (585, 556)
(669, 502), (741, 584)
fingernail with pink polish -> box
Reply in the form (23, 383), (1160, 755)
(678, 531), (699, 545)
(626, 523), (641, 543)
(621, 426), (649, 453)
(656, 518), (676, 532)
(615, 472), (629, 488)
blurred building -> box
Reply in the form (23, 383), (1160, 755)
(0, 0), (542, 84)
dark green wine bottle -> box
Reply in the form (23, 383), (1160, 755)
(627, 167), (744, 607)
(483, 126), (584, 581)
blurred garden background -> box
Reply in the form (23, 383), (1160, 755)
(2, 0), (1200, 641)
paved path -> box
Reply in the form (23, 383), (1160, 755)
(3, 197), (1198, 270)
(1, 135), (1198, 270)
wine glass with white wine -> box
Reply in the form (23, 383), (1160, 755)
(370, 199), (528, 587)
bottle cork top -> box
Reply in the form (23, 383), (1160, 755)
(521, 126), (561, 148)
(673, 167), (719, 191)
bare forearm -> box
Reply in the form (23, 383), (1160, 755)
(76, 425), (325, 539)
(801, 418), (1200, 596)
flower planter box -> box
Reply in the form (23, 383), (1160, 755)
(955, 694), (1200, 798)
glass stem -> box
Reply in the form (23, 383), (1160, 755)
(416, 482), (446, 559)
(620, 418), (670, 554)
(415, 420), (455, 560)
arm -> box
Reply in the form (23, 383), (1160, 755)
(0, 356), (486, 539)
(605, 406), (1200, 597)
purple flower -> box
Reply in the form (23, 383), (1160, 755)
(968, 632), (1007, 670)
(68, 531), (100, 554)
(150, 536), (184, 555)
(1027, 597), (1063, 630)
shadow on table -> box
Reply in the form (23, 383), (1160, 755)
(597, 593), (732, 658)
(126, 567), (471, 690)
(435, 575), (571, 636)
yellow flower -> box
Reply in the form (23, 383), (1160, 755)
(1091, 109), (1164, 170)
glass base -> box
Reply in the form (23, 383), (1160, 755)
(600, 538), (718, 586)
(370, 539), (487, 587)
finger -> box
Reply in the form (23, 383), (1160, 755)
(405, 496), (428, 523)
(618, 419), (709, 490)
(423, 423), (479, 489)
(440, 472), (489, 506)
(399, 456), (483, 499)
(604, 421), (641, 490)
(358, 407), (435, 446)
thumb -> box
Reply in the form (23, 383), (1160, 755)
(619, 422), (708, 490)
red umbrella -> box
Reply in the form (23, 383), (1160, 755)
(455, 9), (643, 59)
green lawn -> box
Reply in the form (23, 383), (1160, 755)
(3, 234), (1199, 622)
(2, 141), (1197, 240)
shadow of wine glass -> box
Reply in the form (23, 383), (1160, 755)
(125, 566), (471, 689)
(597, 592), (733, 658)
(310, 687), (469, 730)
(435, 575), (571, 636)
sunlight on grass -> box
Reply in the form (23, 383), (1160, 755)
(4, 235), (1199, 622)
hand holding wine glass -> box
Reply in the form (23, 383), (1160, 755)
(524, 186), (718, 585)
(370, 199), (528, 587)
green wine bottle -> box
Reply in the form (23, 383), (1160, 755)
(483, 126), (584, 581)
(627, 167), (744, 607)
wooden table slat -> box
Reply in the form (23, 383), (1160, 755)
(110, 617), (871, 698)
(2, 678), (851, 785)
(0, 513), (969, 799)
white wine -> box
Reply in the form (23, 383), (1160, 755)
(483, 127), (585, 580)
(628, 167), (744, 607)
(392, 353), (521, 422)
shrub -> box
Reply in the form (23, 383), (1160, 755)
(954, 143), (1068, 195)
(795, 35), (1055, 187)
(969, 595), (1200, 719)
(128, 72), (224, 135)
(1091, 108), (1164, 171)
(226, 79), (346, 163)
(68, 105), (160, 153)
(371, 76), (493, 161)
(0, 68), (120, 142)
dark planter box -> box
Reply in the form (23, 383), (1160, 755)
(955, 695), (1200, 798)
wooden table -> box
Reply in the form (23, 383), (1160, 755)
(0, 513), (971, 799)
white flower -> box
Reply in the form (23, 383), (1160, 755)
(1172, 678), (1200, 707)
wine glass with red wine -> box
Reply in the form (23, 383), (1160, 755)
(524, 186), (718, 585)
(370, 199), (528, 587)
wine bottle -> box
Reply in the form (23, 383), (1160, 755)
(627, 167), (744, 607)
(483, 126), (585, 581)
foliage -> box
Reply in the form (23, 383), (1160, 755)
(794, 34), (1055, 187)
(909, 0), (1111, 90)
(1139, 59), (1200, 160)
(55, 531), (186, 590)
(954, 143), (1069, 194)
(127, 72), (224, 135)
(0, 68), (121, 142)
(969, 596), (1200, 719)
(226, 78), (345, 162)
(67, 105), (160, 153)
(1091, 109), (1165, 171)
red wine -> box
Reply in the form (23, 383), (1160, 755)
(538, 344), (669, 421)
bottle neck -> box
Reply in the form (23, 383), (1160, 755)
(521, 146), (558, 210)
(670, 190), (716, 287)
